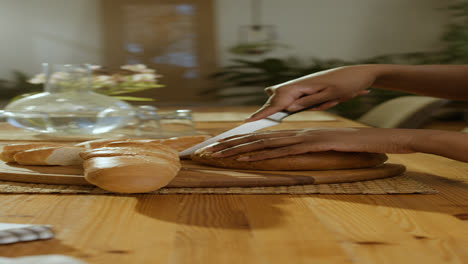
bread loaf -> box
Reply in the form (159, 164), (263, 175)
(81, 143), (181, 193)
(75, 138), (128, 149)
(79, 145), (178, 160)
(160, 135), (210, 151)
(75, 135), (210, 151)
(0, 143), (67, 163)
(74, 138), (162, 149)
(83, 155), (180, 193)
(13, 146), (84, 166)
(103, 141), (167, 150)
(1, 140), (182, 193)
(191, 149), (388, 171)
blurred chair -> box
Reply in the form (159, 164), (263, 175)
(357, 96), (450, 128)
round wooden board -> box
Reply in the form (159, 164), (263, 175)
(0, 160), (406, 188)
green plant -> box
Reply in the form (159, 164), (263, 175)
(205, 1), (468, 119)
(440, 0), (468, 63)
(0, 71), (43, 101)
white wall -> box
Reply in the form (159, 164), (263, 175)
(0, 0), (452, 80)
(215, 0), (452, 64)
(0, 0), (102, 80)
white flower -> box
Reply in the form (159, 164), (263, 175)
(51, 72), (70, 81)
(28, 73), (46, 84)
(121, 64), (153, 73)
(89, 65), (102, 70)
(132, 73), (156, 82)
(94, 75), (116, 86)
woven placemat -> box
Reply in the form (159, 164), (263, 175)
(0, 173), (436, 194)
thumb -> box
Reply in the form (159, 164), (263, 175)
(245, 104), (284, 122)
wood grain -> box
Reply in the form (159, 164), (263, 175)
(0, 159), (405, 188)
(1, 108), (468, 264)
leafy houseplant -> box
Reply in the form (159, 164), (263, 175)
(0, 71), (44, 103)
(440, 0), (468, 64)
(207, 0), (468, 119)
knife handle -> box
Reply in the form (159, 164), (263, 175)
(271, 103), (324, 121)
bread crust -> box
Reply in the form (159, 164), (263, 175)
(75, 135), (210, 151)
(80, 142), (181, 193)
(75, 138), (127, 149)
(161, 135), (210, 151)
(13, 146), (85, 166)
(0, 143), (67, 163)
(79, 145), (179, 161)
(191, 150), (388, 171)
(84, 155), (181, 193)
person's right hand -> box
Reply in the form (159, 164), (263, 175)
(246, 65), (379, 121)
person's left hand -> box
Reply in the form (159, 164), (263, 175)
(204, 128), (419, 161)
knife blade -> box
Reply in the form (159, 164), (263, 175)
(179, 110), (300, 157)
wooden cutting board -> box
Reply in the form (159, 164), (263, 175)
(0, 160), (405, 188)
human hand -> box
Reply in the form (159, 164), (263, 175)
(246, 65), (379, 122)
(204, 128), (418, 161)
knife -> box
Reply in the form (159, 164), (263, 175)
(179, 107), (314, 157)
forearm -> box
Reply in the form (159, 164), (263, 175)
(364, 64), (468, 100)
(409, 129), (468, 162)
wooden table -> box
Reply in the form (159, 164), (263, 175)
(1, 108), (468, 263)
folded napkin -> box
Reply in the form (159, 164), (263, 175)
(0, 223), (54, 244)
(0, 255), (85, 264)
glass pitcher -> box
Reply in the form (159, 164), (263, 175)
(2, 63), (135, 135)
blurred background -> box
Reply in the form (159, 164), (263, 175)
(0, 0), (467, 128)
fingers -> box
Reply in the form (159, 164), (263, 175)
(208, 131), (298, 153)
(246, 89), (295, 121)
(265, 87), (275, 96)
(219, 130), (300, 142)
(246, 88), (294, 121)
(205, 129), (350, 161)
(245, 104), (283, 122)
(246, 85), (328, 122)
(357, 90), (370, 96)
(285, 86), (337, 111)
(304, 100), (339, 111)
(219, 133), (253, 142)
(212, 136), (304, 158)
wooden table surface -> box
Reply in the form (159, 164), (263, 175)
(1, 107), (468, 264)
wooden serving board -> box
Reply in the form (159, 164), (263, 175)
(0, 160), (405, 188)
